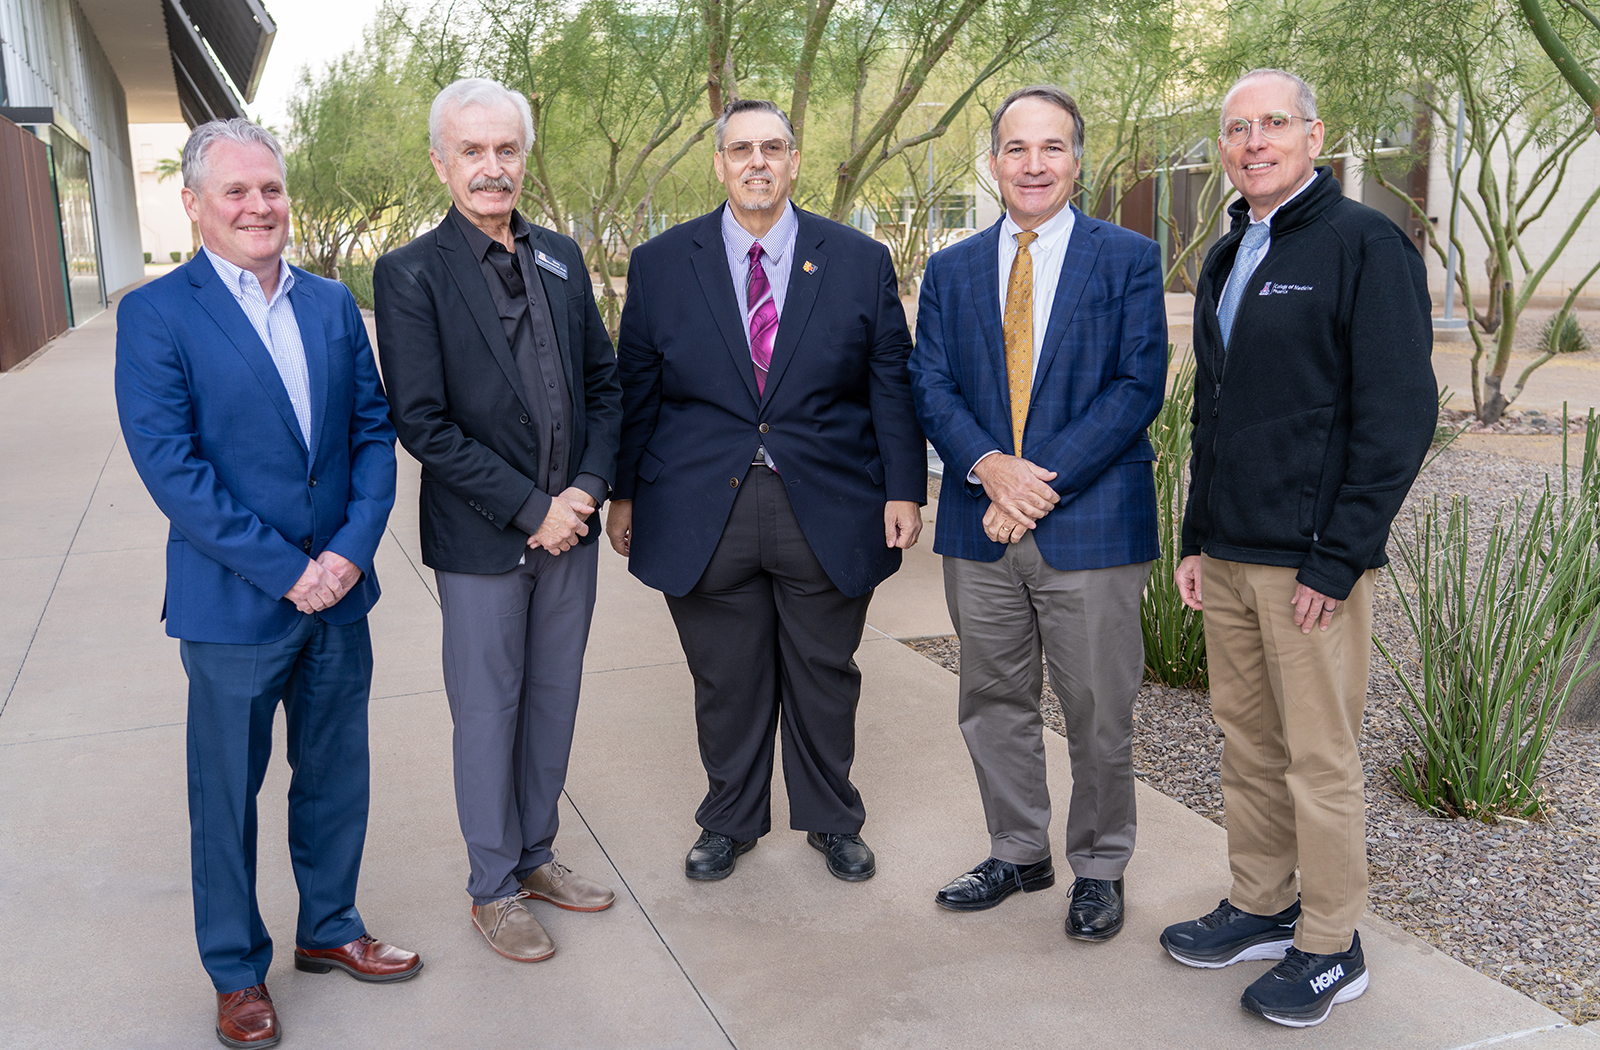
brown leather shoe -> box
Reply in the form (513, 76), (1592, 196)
(521, 858), (616, 912)
(216, 984), (279, 1048)
(472, 891), (555, 962)
(294, 933), (423, 982)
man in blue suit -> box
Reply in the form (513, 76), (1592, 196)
(608, 99), (926, 883)
(910, 86), (1166, 941)
(115, 119), (417, 1050)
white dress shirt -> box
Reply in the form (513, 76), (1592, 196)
(204, 249), (314, 451)
(997, 203), (1077, 373)
(970, 204), (1078, 479)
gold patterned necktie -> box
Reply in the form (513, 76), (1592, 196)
(1004, 230), (1038, 455)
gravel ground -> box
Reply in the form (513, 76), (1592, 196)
(907, 443), (1600, 1024)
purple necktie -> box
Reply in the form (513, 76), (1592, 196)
(747, 242), (778, 395)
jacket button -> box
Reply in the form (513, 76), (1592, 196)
(308, 477), (317, 487)
(302, 539), (312, 551)
(759, 423), (769, 433)
(520, 413), (531, 425)
(730, 478), (739, 487)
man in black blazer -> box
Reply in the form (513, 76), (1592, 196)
(374, 78), (622, 963)
(607, 99), (926, 883)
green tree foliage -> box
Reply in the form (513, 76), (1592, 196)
(284, 3), (442, 279)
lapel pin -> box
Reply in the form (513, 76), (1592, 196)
(802, 260), (817, 274)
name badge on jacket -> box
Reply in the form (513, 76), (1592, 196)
(535, 250), (568, 280)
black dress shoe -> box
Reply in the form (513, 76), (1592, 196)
(1066, 876), (1124, 941)
(806, 832), (876, 881)
(935, 856), (1055, 911)
(685, 830), (756, 881)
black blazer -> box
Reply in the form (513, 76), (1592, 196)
(374, 212), (622, 574)
(614, 204), (926, 599)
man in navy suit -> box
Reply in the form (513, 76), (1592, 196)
(116, 119), (417, 1049)
(608, 99), (926, 883)
(910, 86), (1166, 940)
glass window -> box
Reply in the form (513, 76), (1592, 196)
(44, 129), (105, 326)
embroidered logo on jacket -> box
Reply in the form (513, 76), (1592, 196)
(1259, 280), (1313, 295)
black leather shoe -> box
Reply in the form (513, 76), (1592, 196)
(935, 856), (1055, 911)
(685, 830), (756, 881)
(806, 832), (876, 881)
(1066, 876), (1125, 941)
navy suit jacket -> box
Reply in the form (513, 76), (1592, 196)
(115, 250), (397, 644)
(910, 208), (1166, 570)
(614, 204), (926, 599)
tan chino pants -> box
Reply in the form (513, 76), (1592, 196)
(1200, 554), (1374, 955)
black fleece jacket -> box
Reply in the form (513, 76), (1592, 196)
(1180, 167), (1436, 601)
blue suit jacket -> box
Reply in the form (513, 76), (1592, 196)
(115, 250), (398, 644)
(909, 208), (1165, 569)
(614, 205), (926, 599)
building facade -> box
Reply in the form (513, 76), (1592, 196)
(0, 0), (272, 369)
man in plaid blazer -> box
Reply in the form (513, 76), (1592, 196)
(909, 86), (1166, 941)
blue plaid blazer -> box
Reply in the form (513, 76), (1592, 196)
(909, 208), (1166, 569)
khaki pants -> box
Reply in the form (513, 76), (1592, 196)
(1200, 554), (1373, 955)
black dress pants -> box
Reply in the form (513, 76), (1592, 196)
(664, 465), (873, 840)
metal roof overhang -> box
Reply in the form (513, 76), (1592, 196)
(165, 0), (247, 126)
(77, 0), (276, 126)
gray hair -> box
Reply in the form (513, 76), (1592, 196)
(429, 78), (536, 154)
(989, 86), (1085, 161)
(713, 99), (796, 151)
(1220, 68), (1319, 133)
(181, 118), (287, 191)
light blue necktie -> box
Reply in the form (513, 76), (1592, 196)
(1216, 222), (1271, 349)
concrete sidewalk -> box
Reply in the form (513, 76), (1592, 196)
(3, 305), (1597, 1049)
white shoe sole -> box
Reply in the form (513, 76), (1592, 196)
(1253, 970), (1369, 1027)
(1164, 936), (1294, 969)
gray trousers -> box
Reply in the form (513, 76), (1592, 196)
(944, 535), (1150, 879)
(435, 541), (598, 905)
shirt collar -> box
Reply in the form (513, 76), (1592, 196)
(721, 199), (798, 262)
(449, 204), (530, 260)
(1000, 202), (1075, 254)
(204, 247), (293, 305)
(1252, 171), (1319, 230)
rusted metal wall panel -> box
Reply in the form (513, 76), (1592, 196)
(0, 115), (71, 370)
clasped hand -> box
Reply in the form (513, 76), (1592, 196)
(530, 487), (596, 555)
(974, 453), (1058, 544)
(283, 551), (363, 614)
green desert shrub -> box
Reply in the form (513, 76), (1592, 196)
(1140, 348), (1206, 689)
(1378, 416), (1600, 819)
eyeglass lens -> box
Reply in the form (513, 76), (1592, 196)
(1224, 112), (1297, 144)
(723, 139), (792, 161)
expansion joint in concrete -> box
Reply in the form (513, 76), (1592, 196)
(560, 788), (739, 1049)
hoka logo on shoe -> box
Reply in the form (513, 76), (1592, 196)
(1310, 964), (1344, 994)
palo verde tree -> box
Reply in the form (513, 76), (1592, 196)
(284, 3), (443, 278)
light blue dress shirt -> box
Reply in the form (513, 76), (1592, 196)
(204, 249), (314, 452)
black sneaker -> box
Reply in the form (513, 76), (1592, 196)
(1159, 898), (1299, 968)
(1240, 932), (1368, 1028)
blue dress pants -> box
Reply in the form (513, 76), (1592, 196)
(179, 615), (372, 993)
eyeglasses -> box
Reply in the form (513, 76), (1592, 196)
(1221, 112), (1311, 145)
(720, 138), (793, 163)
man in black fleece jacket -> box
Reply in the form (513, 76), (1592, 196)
(1157, 69), (1436, 1028)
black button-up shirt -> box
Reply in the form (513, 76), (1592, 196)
(447, 207), (606, 534)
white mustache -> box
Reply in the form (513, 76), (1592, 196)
(469, 174), (516, 192)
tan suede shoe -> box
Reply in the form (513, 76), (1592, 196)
(471, 892), (554, 962)
(521, 858), (616, 912)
